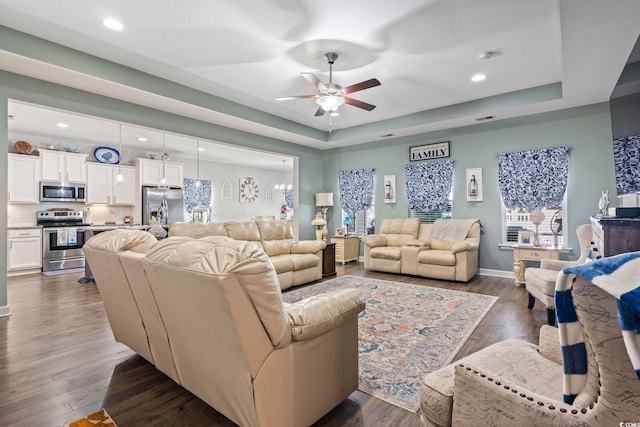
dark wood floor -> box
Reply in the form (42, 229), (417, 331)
(0, 264), (547, 427)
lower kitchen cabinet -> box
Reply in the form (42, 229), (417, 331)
(8, 228), (42, 271)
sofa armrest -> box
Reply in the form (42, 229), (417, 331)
(291, 240), (326, 254)
(540, 259), (577, 270)
(405, 239), (430, 249)
(451, 238), (479, 254)
(451, 364), (572, 426)
(362, 234), (387, 248)
(285, 289), (365, 341)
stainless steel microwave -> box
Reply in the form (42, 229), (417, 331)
(40, 181), (86, 203)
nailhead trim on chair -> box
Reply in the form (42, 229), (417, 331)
(457, 363), (593, 416)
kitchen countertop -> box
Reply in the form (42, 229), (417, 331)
(85, 224), (148, 230)
(8, 225), (41, 230)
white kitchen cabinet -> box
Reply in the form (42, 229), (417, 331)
(136, 158), (184, 188)
(8, 153), (41, 203)
(8, 228), (42, 271)
(40, 149), (87, 182)
(86, 163), (136, 205)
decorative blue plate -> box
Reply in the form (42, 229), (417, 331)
(94, 146), (120, 164)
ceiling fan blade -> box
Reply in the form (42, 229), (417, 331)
(301, 73), (328, 92)
(344, 78), (381, 94)
(345, 97), (376, 111)
(314, 106), (326, 117)
(275, 95), (317, 101)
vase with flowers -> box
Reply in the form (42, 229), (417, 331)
(311, 213), (326, 241)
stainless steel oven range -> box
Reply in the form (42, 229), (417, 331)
(37, 210), (90, 272)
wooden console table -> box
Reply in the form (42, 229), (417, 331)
(512, 245), (561, 287)
(322, 243), (336, 277)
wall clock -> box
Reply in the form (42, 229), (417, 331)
(239, 177), (259, 203)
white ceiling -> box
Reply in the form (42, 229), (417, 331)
(1, 0), (640, 158)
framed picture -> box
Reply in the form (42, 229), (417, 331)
(466, 167), (483, 202)
(518, 230), (534, 245)
(383, 175), (396, 204)
(335, 228), (345, 236)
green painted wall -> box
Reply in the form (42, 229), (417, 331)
(324, 103), (616, 272)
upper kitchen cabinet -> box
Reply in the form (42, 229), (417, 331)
(40, 149), (87, 182)
(136, 158), (184, 188)
(8, 153), (41, 203)
(86, 163), (136, 205)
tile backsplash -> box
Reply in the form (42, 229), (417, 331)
(8, 203), (134, 227)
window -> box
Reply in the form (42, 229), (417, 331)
(503, 202), (566, 247)
(408, 192), (452, 223)
(342, 197), (375, 235)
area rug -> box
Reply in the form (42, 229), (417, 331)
(282, 275), (498, 412)
(63, 408), (117, 427)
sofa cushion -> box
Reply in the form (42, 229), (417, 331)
(380, 217), (420, 236)
(262, 239), (295, 257)
(370, 246), (402, 261)
(385, 234), (417, 247)
(224, 221), (262, 244)
(430, 238), (452, 251)
(270, 256), (295, 274)
(289, 253), (321, 271)
(418, 249), (456, 266)
(169, 222), (228, 238)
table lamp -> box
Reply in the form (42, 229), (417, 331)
(315, 192), (334, 241)
(343, 216), (352, 236)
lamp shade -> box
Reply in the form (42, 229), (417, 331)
(315, 192), (334, 207)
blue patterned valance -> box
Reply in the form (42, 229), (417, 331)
(284, 190), (294, 209)
(498, 147), (569, 212)
(404, 160), (453, 211)
(183, 178), (212, 213)
(613, 134), (640, 195)
(339, 168), (375, 213)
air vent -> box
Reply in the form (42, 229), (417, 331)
(476, 115), (496, 121)
(381, 133), (395, 138)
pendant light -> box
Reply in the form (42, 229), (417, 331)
(274, 159), (292, 193)
(158, 133), (169, 189)
(115, 124), (124, 182)
(195, 139), (202, 187)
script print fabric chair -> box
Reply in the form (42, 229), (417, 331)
(525, 223), (592, 325)
(420, 252), (640, 426)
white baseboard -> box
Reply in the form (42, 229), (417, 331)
(0, 305), (11, 318)
(479, 268), (514, 278)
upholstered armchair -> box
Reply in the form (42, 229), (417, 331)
(524, 223), (592, 325)
(420, 253), (640, 426)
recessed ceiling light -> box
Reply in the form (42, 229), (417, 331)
(471, 73), (487, 82)
(56, 122), (68, 128)
(103, 18), (124, 31)
(198, 147), (205, 152)
(138, 137), (147, 142)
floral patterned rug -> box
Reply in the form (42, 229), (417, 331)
(282, 275), (498, 412)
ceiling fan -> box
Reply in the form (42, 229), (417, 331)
(276, 52), (381, 117)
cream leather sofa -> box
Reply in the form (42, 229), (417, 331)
(84, 229), (366, 427)
(169, 220), (325, 290)
(363, 218), (480, 282)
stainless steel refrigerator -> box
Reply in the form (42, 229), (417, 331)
(142, 186), (185, 225)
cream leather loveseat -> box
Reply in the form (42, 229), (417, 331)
(83, 229), (365, 427)
(169, 220), (325, 290)
(363, 218), (480, 282)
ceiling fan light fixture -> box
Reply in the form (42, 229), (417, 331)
(316, 95), (345, 112)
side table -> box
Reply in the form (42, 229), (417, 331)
(512, 245), (561, 287)
(331, 236), (360, 265)
(322, 242), (336, 277)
